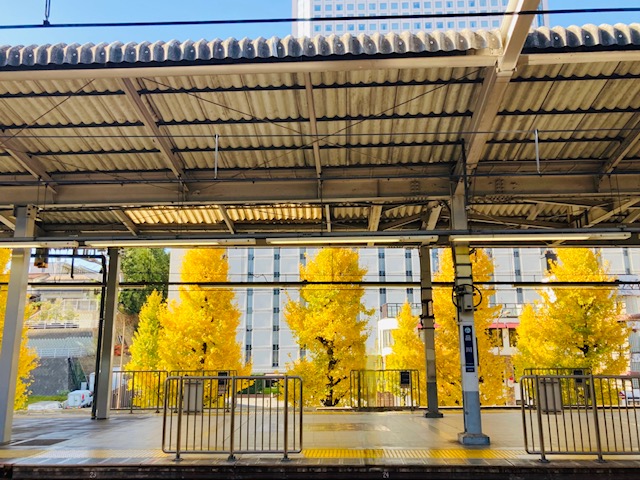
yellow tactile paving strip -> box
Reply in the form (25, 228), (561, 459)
(301, 448), (527, 459)
(0, 448), (527, 460)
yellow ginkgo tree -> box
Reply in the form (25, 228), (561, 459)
(433, 248), (508, 406)
(285, 248), (372, 407)
(157, 248), (250, 376)
(385, 302), (427, 405)
(514, 248), (629, 375)
(127, 290), (164, 372)
(0, 249), (38, 409)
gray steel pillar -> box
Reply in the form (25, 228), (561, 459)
(450, 194), (490, 445)
(94, 248), (120, 420)
(0, 205), (36, 444)
(418, 245), (442, 418)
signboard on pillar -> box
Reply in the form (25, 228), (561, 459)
(463, 325), (475, 373)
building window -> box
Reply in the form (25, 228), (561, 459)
(326, 25), (333, 32)
(459, 21), (466, 28)
(337, 4), (343, 10)
(492, 20), (500, 27)
(391, 2), (398, 9)
(425, 22), (432, 28)
(402, 2), (409, 8)
(447, 21), (454, 28)
(508, 328), (519, 347)
(414, 22), (420, 29)
(326, 4), (332, 11)
(381, 23), (388, 30)
(370, 23), (377, 30)
(403, 22), (410, 29)
(348, 24), (355, 30)
(380, 2), (387, 8)
(470, 21), (477, 28)
(369, 3), (376, 10)
(413, 1), (420, 7)
(424, 1), (431, 7)
(314, 5), (321, 12)
(446, 1), (453, 7)
(314, 25), (321, 32)
(457, 0), (464, 7)
(481, 20), (488, 27)
(358, 3), (365, 10)
(382, 329), (394, 349)
(359, 23), (365, 30)
(392, 22), (399, 29)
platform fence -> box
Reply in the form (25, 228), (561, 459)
(349, 369), (421, 409)
(520, 374), (640, 462)
(162, 375), (303, 460)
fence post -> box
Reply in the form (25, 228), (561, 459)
(534, 375), (549, 463)
(174, 378), (184, 462)
(228, 377), (236, 461)
(156, 372), (162, 413)
(161, 377), (169, 453)
(283, 376), (290, 461)
(129, 372), (135, 414)
(590, 375), (605, 463)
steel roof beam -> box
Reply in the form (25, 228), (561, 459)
(1, 173), (640, 208)
(324, 205), (332, 232)
(304, 73), (324, 179)
(581, 197), (640, 228)
(598, 112), (640, 183)
(623, 209), (640, 225)
(454, 0), (540, 196)
(0, 135), (56, 189)
(368, 205), (383, 232)
(217, 205), (235, 234)
(422, 202), (443, 230)
(112, 209), (139, 236)
(120, 78), (187, 185)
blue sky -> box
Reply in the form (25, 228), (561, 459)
(0, 0), (637, 46)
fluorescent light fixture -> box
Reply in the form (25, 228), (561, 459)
(0, 239), (79, 249)
(84, 238), (256, 248)
(266, 235), (438, 246)
(450, 232), (632, 243)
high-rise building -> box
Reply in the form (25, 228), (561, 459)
(292, 0), (549, 37)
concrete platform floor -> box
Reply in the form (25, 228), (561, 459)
(1, 409), (639, 479)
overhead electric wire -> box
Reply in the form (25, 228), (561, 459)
(0, 8), (638, 31)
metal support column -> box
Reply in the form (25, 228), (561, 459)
(418, 245), (442, 418)
(94, 248), (120, 420)
(450, 194), (490, 445)
(0, 205), (36, 444)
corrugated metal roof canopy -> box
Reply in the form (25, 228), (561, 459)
(1, 18), (640, 247)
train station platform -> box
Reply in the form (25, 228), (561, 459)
(1, 409), (639, 479)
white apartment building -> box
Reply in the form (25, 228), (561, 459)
(292, 0), (549, 37)
(170, 247), (640, 375)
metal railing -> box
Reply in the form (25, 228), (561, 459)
(110, 370), (236, 412)
(162, 375), (303, 460)
(111, 370), (169, 412)
(521, 374), (640, 462)
(350, 369), (421, 409)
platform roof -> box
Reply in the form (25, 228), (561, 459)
(1, 11), (640, 247)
